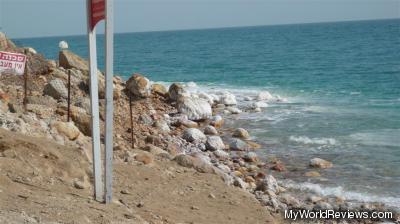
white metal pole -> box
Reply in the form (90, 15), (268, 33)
(104, 0), (114, 203)
(87, 0), (104, 202)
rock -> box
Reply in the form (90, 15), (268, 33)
(219, 92), (237, 105)
(59, 41), (69, 49)
(177, 97), (212, 121)
(252, 101), (268, 108)
(0, 32), (16, 50)
(135, 152), (154, 164)
(256, 175), (279, 194)
(25, 95), (57, 107)
(143, 145), (165, 156)
(204, 125), (218, 135)
(191, 156), (214, 173)
(151, 83), (167, 96)
(168, 83), (188, 101)
(139, 114), (153, 125)
(210, 115), (224, 128)
(74, 97), (91, 114)
(309, 158), (333, 169)
(182, 128), (206, 143)
(228, 138), (249, 151)
(271, 163), (286, 172)
(153, 120), (170, 133)
(244, 96), (253, 101)
(180, 120), (198, 128)
(257, 91), (274, 101)
(174, 154), (194, 168)
(307, 195), (323, 203)
(145, 135), (162, 146)
(254, 107), (262, 112)
(25, 47), (37, 54)
(52, 121), (81, 140)
(305, 171), (321, 177)
(59, 50), (89, 72)
(243, 152), (258, 163)
(226, 107), (242, 114)
(126, 73), (151, 98)
(70, 110), (91, 136)
(213, 150), (230, 160)
(205, 136), (225, 151)
(232, 128), (250, 139)
(43, 79), (68, 99)
(0, 90), (10, 103)
(198, 92), (214, 104)
(279, 193), (300, 208)
(315, 201), (333, 210)
(73, 179), (86, 189)
(233, 177), (249, 189)
(244, 176), (256, 183)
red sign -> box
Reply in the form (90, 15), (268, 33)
(89, 0), (105, 31)
(0, 51), (26, 76)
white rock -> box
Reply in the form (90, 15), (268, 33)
(252, 101), (268, 108)
(177, 97), (212, 121)
(309, 158), (333, 169)
(182, 128), (207, 143)
(204, 125), (218, 135)
(59, 41), (69, 49)
(219, 92), (237, 105)
(198, 92), (214, 105)
(205, 136), (225, 151)
(226, 107), (242, 114)
(244, 96), (253, 101)
(213, 150), (230, 160)
(257, 91), (274, 101)
(254, 107), (262, 112)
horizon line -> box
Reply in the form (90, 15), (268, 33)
(10, 17), (400, 40)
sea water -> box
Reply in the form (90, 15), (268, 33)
(15, 19), (400, 209)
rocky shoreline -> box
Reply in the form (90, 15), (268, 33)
(0, 33), (398, 223)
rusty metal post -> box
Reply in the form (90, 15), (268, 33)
(67, 70), (71, 122)
(129, 94), (134, 149)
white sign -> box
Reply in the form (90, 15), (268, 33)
(0, 51), (27, 76)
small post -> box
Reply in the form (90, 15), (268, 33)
(67, 70), (71, 122)
(23, 50), (28, 112)
(129, 94), (134, 149)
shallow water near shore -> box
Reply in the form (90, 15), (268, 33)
(15, 19), (400, 209)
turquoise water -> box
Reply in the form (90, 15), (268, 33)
(15, 19), (400, 208)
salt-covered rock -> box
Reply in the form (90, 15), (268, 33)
(43, 79), (68, 99)
(198, 92), (214, 104)
(252, 101), (268, 108)
(205, 136), (225, 151)
(126, 73), (151, 98)
(309, 158), (333, 169)
(244, 96), (253, 101)
(226, 107), (242, 114)
(256, 175), (279, 194)
(168, 83), (188, 101)
(219, 92), (237, 105)
(59, 41), (69, 50)
(210, 115), (224, 128)
(213, 150), (230, 160)
(177, 97), (212, 121)
(204, 125), (218, 135)
(228, 138), (249, 151)
(232, 128), (250, 139)
(182, 128), (206, 143)
(257, 91), (274, 101)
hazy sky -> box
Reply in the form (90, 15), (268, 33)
(1, 0), (399, 38)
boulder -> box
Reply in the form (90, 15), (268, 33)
(74, 97), (91, 114)
(151, 83), (167, 96)
(26, 52), (50, 76)
(168, 83), (188, 101)
(43, 79), (68, 99)
(177, 97), (212, 121)
(52, 121), (80, 140)
(70, 109), (91, 136)
(228, 138), (249, 151)
(309, 158), (333, 169)
(205, 136), (225, 151)
(232, 128), (250, 139)
(198, 92), (214, 104)
(219, 92), (237, 105)
(243, 152), (258, 163)
(174, 154), (195, 168)
(210, 115), (224, 128)
(204, 125), (218, 135)
(213, 150), (230, 160)
(182, 128), (206, 143)
(252, 101), (268, 108)
(0, 32), (16, 50)
(126, 73), (151, 98)
(256, 175), (279, 194)
(257, 91), (274, 101)
(59, 50), (89, 72)
(226, 107), (241, 114)
(153, 120), (170, 133)
(25, 95), (57, 107)
(180, 119), (199, 128)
